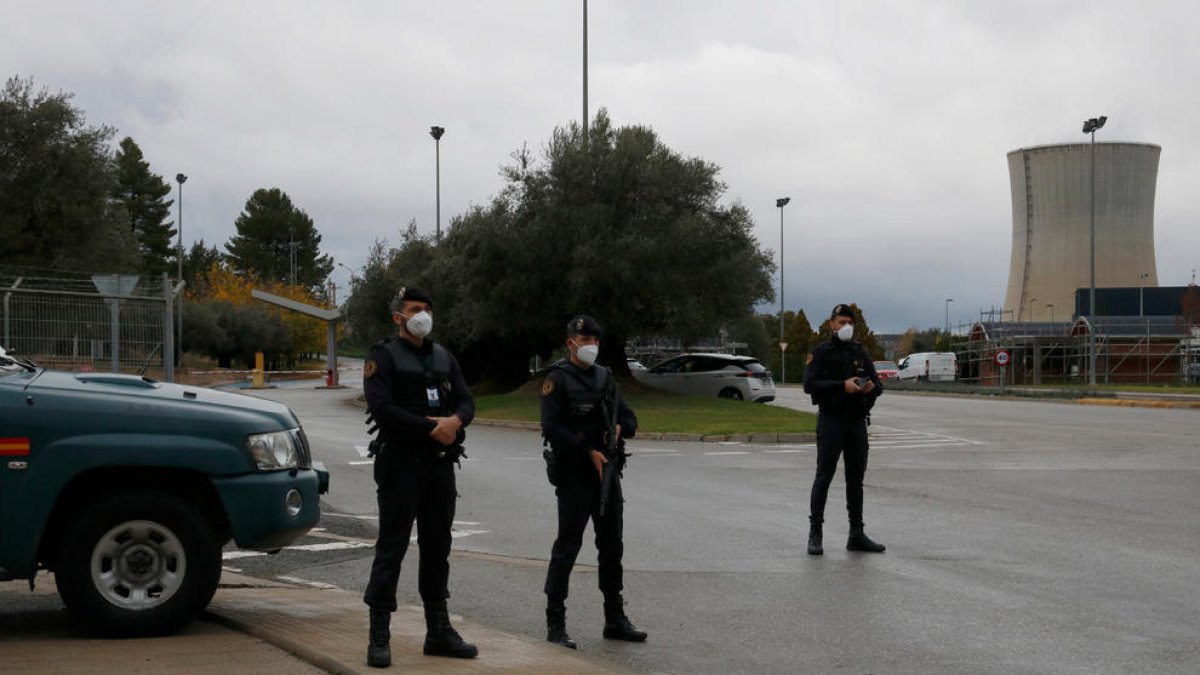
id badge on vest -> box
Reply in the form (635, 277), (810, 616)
(426, 385), (440, 409)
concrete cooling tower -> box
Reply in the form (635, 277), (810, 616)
(1004, 142), (1160, 321)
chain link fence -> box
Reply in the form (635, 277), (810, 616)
(1, 269), (178, 380)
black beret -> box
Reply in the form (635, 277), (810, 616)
(566, 314), (602, 337)
(390, 286), (434, 312)
(830, 303), (856, 320)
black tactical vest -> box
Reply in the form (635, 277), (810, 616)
(815, 341), (872, 418)
(385, 339), (453, 417)
(551, 360), (610, 432)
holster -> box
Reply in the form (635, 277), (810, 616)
(542, 446), (561, 486)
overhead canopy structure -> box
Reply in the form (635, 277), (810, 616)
(251, 289), (343, 386)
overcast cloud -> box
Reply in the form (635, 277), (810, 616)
(4, 1), (1198, 333)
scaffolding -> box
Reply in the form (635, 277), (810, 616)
(1, 270), (178, 380)
(952, 315), (1199, 386)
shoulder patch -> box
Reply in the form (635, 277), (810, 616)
(806, 353), (814, 365)
(542, 378), (555, 396)
(364, 360), (378, 378)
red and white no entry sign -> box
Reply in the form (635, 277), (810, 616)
(995, 349), (1011, 367)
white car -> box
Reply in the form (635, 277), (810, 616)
(633, 353), (775, 402)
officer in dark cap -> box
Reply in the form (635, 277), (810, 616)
(803, 303), (886, 556)
(362, 286), (478, 667)
(540, 315), (646, 649)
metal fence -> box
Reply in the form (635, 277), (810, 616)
(1, 270), (177, 380)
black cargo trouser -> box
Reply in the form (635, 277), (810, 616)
(809, 413), (870, 528)
(544, 461), (624, 604)
(363, 445), (457, 611)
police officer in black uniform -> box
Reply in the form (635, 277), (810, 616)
(803, 303), (886, 556)
(540, 315), (646, 649)
(362, 287), (477, 667)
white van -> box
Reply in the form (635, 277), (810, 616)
(896, 352), (956, 382)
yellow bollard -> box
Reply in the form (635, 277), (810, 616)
(251, 352), (266, 389)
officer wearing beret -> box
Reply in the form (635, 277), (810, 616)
(362, 287), (477, 666)
(803, 303), (886, 556)
(540, 315), (646, 649)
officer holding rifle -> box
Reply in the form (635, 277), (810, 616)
(540, 315), (645, 649)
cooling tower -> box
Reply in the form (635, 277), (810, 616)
(1004, 142), (1160, 321)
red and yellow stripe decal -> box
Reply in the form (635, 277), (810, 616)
(0, 437), (31, 456)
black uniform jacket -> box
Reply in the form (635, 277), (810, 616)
(364, 336), (474, 448)
(540, 361), (637, 460)
(803, 339), (883, 417)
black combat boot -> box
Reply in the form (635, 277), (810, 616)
(546, 601), (577, 649)
(847, 526), (886, 553)
(807, 523), (824, 556)
(367, 609), (391, 668)
(423, 603), (479, 659)
(602, 595), (648, 642)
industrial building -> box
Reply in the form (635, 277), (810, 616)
(953, 141), (1200, 385)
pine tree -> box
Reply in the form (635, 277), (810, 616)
(112, 137), (176, 277)
(224, 188), (333, 290)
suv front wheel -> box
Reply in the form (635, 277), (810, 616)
(55, 491), (222, 637)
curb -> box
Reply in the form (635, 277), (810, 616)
(1077, 398), (1200, 409)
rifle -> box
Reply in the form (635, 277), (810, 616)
(598, 377), (625, 517)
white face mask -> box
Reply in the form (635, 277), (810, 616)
(404, 311), (433, 339)
(574, 343), (600, 367)
(836, 324), (855, 342)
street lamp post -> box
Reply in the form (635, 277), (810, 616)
(1046, 303), (1055, 325)
(175, 173), (187, 370)
(1082, 114), (1107, 385)
(1139, 272), (1149, 316)
(430, 126), (445, 241)
(1027, 297), (1037, 322)
(944, 298), (953, 348)
(582, 0), (588, 143)
(776, 197), (790, 384)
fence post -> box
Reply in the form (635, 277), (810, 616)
(163, 273), (175, 383)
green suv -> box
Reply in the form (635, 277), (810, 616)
(0, 348), (329, 636)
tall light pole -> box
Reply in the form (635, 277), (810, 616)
(582, 0), (589, 144)
(1027, 297), (1037, 322)
(1139, 272), (1149, 316)
(429, 126), (445, 241)
(1082, 114), (1107, 385)
(175, 173), (187, 369)
(1046, 303), (1055, 324)
(776, 197), (790, 383)
(944, 298), (954, 347)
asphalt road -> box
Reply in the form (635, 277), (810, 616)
(229, 383), (1200, 675)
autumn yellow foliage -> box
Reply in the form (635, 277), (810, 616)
(189, 262), (340, 356)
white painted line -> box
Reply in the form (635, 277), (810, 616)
(355, 445), (371, 458)
(630, 449), (680, 455)
(286, 541), (373, 552)
(454, 520), (482, 526)
(704, 451), (750, 456)
(348, 460), (374, 465)
(223, 550), (266, 560)
(221, 565), (243, 573)
(322, 513), (379, 521)
(276, 576), (339, 589)
(764, 449), (806, 454)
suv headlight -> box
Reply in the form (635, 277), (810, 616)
(247, 430), (300, 470)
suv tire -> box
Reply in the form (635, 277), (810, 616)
(55, 491), (221, 637)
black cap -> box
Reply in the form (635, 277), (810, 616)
(390, 286), (433, 312)
(830, 303), (856, 320)
(566, 314), (602, 338)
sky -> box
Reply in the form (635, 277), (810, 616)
(4, 0), (1199, 333)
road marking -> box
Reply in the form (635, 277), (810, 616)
(355, 445), (370, 457)
(764, 449), (806, 454)
(348, 460), (374, 465)
(704, 451), (750, 456)
(276, 576), (339, 589)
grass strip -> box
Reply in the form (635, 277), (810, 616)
(475, 389), (816, 436)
